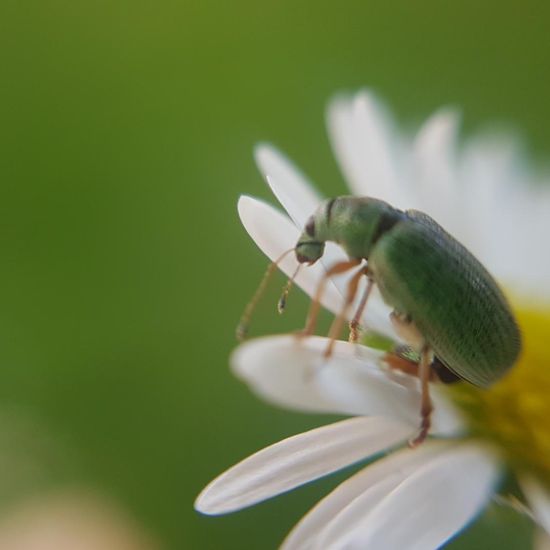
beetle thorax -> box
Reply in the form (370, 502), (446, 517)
(324, 197), (404, 260)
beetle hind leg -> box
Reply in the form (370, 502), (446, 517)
(388, 311), (434, 446)
(409, 345), (434, 447)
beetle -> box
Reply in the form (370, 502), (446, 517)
(291, 195), (521, 444)
(237, 195), (521, 445)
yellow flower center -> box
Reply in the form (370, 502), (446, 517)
(448, 308), (550, 487)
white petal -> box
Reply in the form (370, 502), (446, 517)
(254, 143), (323, 228)
(521, 475), (550, 536)
(231, 335), (345, 413)
(327, 90), (410, 209)
(316, 365), (462, 437)
(456, 135), (526, 275)
(231, 335), (464, 437)
(321, 443), (500, 550)
(411, 109), (461, 230)
(237, 195), (344, 315)
(231, 335), (394, 415)
(282, 441), (448, 550)
(194, 416), (412, 515)
(308, 337), (463, 436)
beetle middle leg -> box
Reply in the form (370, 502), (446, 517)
(323, 263), (366, 359)
(385, 347), (461, 384)
(348, 271), (374, 343)
(384, 349), (437, 381)
(300, 259), (361, 337)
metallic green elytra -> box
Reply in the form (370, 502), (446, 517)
(295, 196), (522, 387)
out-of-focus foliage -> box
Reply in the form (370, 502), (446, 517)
(0, 1), (549, 548)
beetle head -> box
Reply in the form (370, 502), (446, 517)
(294, 202), (330, 264)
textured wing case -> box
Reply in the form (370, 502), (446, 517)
(370, 211), (521, 387)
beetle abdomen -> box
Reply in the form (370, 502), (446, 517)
(369, 211), (521, 387)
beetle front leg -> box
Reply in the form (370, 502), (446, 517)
(409, 345), (433, 447)
(322, 263), (365, 358)
(299, 259), (361, 338)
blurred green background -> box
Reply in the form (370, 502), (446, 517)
(0, 0), (548, 548)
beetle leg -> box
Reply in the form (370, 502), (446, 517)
(384, 350), (437, 382)
(349, 270), (374, 343)
(299, 259), (361, 337)
(322, 264), (364, 359)
(409, 345), (434, 447)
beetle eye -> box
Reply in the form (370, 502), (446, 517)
(305, 218), (315, 237)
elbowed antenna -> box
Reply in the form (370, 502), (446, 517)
(277, 264), (302, 314)
(236, 248), (295, 341)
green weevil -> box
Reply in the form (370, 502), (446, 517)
(291, 196), (522, 444)
(238, 195), (521, 445)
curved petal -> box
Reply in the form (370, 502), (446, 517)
(316, 360), (464, 437)
(411, 109), (461, 231)
(282, 441), (448, 550)
(194, 416), (412, 515)
(254, 143), (323, 228)
(231, 335), (464, 437)
(318, 443), (500, 550)
(521, 475), (550, 536)
(326, 91), (411, 209)
(457, 135), (526, 276)
(230, 335), (347, 414)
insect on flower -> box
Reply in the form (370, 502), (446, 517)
(238, 195), (522, 445)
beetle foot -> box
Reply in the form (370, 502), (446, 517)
(293, 328), (312, 340)
(408, 426), (429, 448)
(348, 320), (362, 343)
(408, 400), (433, 447)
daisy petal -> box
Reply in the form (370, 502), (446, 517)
(327, 91), (409, 208)
(521, 475), (550, 536)
(282, 441), (448, 550)
(254, 143), (323, 228)
(230, 335), (345, 413)
(194, 416), (412, 515)
(316, 359), (463, 436)
(412, 109), (461, 230)
(231, 335), (464, 437)
(320, 444), (500, 550)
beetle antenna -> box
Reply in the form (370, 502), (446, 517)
(277, 264), (302, 314)
(236, 248), (295, 341)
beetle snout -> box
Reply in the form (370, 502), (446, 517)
(295, 240), (324, 264)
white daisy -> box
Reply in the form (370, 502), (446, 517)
(195, 91), (550, 549)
